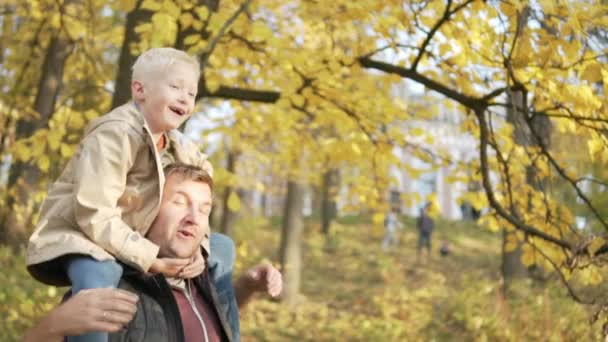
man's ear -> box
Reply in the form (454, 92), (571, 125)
(131, 80), (144, 101)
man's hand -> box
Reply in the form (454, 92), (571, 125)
(23, 288), (138, 342)
(149, 257), (190, 277)
(234, 262), (282, 309)
(242, 263), (283, 297)
(178, 251), (205, 279)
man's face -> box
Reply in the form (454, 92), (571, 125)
(147, 174), (212, 259)
(133, 61), (199, 134)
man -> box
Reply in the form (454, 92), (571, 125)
(416, 203), (435, 264)
(108, 163), (281, 342)
(25, 163), (281, 342)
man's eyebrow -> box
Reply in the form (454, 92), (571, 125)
(171, 190), (189, 200)
(174, 189), (212, 204)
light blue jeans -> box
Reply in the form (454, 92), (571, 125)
(66, 256), (123, 342)
(208, 232), (240, 341)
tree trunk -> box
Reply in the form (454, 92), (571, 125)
(502, 87), (551, 292)
(501, 90), (529, 287)
(1, 33), (73, 246)
(279, 180), (305, 306)
(501, 228), (528, 281)
(321, 168), (339, 235)
(111, 2), (153, 109)
(219, 150), (238, 235)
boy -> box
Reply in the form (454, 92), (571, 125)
(26, 48), (212, 342)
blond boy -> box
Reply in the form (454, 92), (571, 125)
(26, 48), (212, 342)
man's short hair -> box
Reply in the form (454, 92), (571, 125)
(131, 47), (200, 83)
(164, 163), (213, 193)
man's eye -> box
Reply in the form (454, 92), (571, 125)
(170, 84), (179, 89)
(173, 197), (187, 205)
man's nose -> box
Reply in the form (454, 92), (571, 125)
(184, 208), (201, 225)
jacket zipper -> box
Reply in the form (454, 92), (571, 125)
(184, 279), (210, 342)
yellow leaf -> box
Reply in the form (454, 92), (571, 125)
(206, 77), (220, 93)
(227, 192), (241, 212)
(588, 138), (603, 161)
(140, 0), (161, 11)
(251, 22), (273, 40)
(372, 212), (384, 225)
(116, 0), (137, 11)
(134, 23), (152, 35)
(588, 237), (605, 256)
(183, 34), (200, 46)
(581, 62), (603, 84)
(603, 68), (608, 99)
(13, 141), (31, 162)
(162, 0), (180, 18)
(291, 94), (305, 107)
(521, 247), (536, 267)
(195, 6), (209, 20)
(84, 110), (99, 121)
(69, 113), (85, 130)
(48, 131), (62, 151)
(60, 144), (74, 158)
(482, 215), (500, 232)
(38, 155), (50, 172)
(410, 127), (424, 136)
(179, 13), (195, 29)
(500, 2), (517, 17)
(351, 142), (361, 155)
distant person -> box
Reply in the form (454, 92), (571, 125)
(439, 240), (451, 257)
(382, 208), (402, 250)
(416, 203), (434, 263)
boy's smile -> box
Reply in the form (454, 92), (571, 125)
(133, 61), (199, 135)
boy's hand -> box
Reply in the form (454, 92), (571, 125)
(178, 251), (205, 279)
(149, 257), (190, 277)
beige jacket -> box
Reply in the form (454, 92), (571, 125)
(26, 103), (213, 286)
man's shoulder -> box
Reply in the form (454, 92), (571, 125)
(111, 275), (172, 342)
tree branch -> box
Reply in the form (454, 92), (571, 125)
(199, 84), (280, 103)
(200, 0), (252, 70)
(358, 57), (483, 110)
(476, 108), (574, 250)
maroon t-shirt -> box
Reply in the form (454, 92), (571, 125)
(172, 281), (224, 342)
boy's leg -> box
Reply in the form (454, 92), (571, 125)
(66, 256), (123, 342)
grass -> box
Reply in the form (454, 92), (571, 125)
(233, 214), (600, 341)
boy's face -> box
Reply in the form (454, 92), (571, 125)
(133, 61), (199, 134)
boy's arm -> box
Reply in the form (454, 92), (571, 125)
(73, 125), (159, 272)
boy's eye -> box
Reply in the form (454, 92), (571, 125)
(170, 84), (179, 89)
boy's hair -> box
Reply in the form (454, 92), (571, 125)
(164, 163), (213, 193)
(132, 47), (200, 83)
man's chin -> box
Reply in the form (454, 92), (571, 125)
(167, 246), (198, 260)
